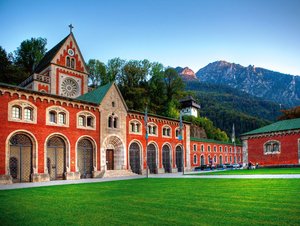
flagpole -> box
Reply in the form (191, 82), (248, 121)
(144, 105), (149, 178)
(179, 111), (184, 175)
(232, 124), (237, 164)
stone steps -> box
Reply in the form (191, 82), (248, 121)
(103, 170), (138, 178)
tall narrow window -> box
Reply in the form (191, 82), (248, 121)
(108, 116), (113, 128)
(58, 113), (65, 124)
(87, 116), (93, 127)
(49, 111), (56, 123)
(71, 58), (75, 69)
(113, 117), (118, 128)
(66, 56), (70, 67)
(12, 106), (21, 119)
(78, 116), (85, 126)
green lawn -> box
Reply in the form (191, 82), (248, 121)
(1, 178), (300, 225)
(191, 168), (300, 175)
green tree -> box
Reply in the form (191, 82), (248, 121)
(164, 68), (185, 102)
(147, 62), (166, 114)
(14, 37), (47, 75)
(107, 57), (125, 83)
(117, 59), (151, 110)
(0, 46), (27, 85)
(87, 59), (107, 87)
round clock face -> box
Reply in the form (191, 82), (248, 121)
(61, 78), (79, 97)
(68, 48), (74, 56)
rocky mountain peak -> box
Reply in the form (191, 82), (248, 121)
(176, 66), (197, 81)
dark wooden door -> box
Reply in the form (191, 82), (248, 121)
(106, 149), (114, 170)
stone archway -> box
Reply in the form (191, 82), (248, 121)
(129, 142), (141, 174)
(77, 138), (94, 178)
(162, 145), (171, 173)
(102, 136), (125, 170)
(9, 134), (33, 182)
(47, 136), (66, 180)
(176, 146), (183, 172)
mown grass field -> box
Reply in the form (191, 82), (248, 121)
(192, 167), (300, 175)
(1, 178), (300, 225)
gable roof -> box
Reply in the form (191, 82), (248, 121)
(241, 118), (300, 136)
(76, 82), (114, 104)
(34, 34), (70, 73)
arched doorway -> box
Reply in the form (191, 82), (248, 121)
(201, 155), (205, 166)
(176, 146), (183, 172)
(9, 134), (32, 182)
(47, 136), (66, 180)
(147, 144), (157, 174)
(162, 145), (171, 173)
(129, 142), (141, 174)
(103, 136), (125, 170)
(77, 139), (93, 178)
(219, 155), (223, 165)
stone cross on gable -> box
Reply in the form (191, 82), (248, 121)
(69, 24), (74, 33)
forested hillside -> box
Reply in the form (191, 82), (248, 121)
(185, 81), (282, 137)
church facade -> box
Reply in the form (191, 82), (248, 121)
(0, 32), (241, 184)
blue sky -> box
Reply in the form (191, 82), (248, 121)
(0, 0), (299, 75)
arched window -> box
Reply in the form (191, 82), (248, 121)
(264, 140), (280, 154)
(24, 107), (33, 121)
(9, 100), (37, 124)
(113, 117), (118, 128)
(46, 106), (69, 127)
(213, 146), (217, 152)
(219, 146), (222, 152)
(148, 123), (158, 136)
(207, 145), (211, 152)
(214, 155), (217, 163)
(225, 146), (228, 153)
(71, 58), (75, 69)
(129, 120), (142, 134)
(193, 144), (197, 152)
(201, 145), (204, 152)
(162, 126), (171, 137)
(193, 155), (197, 164)
(229, 147), (232, 153)
(66, 56), (70, 67)
(108, 116), (113, 128)
(12, 106), (21, 119)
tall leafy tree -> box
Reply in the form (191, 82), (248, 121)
(14, 37), (47, 75)
(0, 46), (27, 85)
(87, 59), (107, 87)
(107, 57), (125, 83)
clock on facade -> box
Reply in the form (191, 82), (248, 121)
(68, 49), (75, 56)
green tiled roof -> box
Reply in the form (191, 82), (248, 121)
(76, 82), (113, 104)
(190, 137), (241, 146)
(34, 34), (69, 73)
(241, 118), (300, 136)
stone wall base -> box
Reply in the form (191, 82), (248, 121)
(65, 172), (81, 180)
(0, 175), (12, 184)
(32, 173), (50, 182)
(157, 168), (165, 174)
(172, 168), (178, 173)
(92, 170), (105, 178)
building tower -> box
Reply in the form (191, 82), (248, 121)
(19, 26), (89, 98)
(180, 96), (200, 118)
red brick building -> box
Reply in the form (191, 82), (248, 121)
(241, 118), (300, 166)
(0, 31), (242, 184)
(190, 138), (242, 168)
